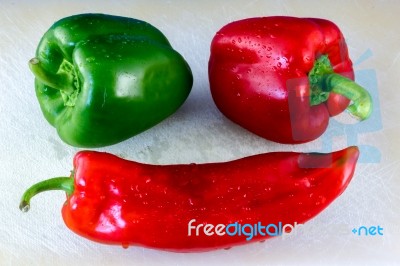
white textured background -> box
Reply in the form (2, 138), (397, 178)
(1, 0), (399, 265)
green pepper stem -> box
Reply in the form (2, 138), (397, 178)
(19, 177), (74, 213)
(324, 73), (373, 120)
(29, 58), (76, 94)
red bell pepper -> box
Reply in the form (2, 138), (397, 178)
(209, 16), (372, 144)
(20, 147), (359, 252)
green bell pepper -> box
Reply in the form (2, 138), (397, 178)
(29, 13), (193, 148)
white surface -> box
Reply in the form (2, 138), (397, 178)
(1, 0), (399, 265)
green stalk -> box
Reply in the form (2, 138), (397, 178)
(19, 177), (74, 213)
(29, 58), (76, 94)
(324, 73), (372, 120)
(308, 55), (372, 120)
(29, 58), (80, 106)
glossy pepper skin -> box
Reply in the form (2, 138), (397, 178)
(29, 13), (193, 147)
(209, 17), (372, 144)
(20, 147), (359, 252)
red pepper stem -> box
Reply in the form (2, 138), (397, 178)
(308, 55), (372, 120)
(324, 73), (373, 120)
(29, 58), (76, 94)
(19, 177), (74, 213)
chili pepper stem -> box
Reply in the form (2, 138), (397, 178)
(19, 177), (74, 213)
(309, 55), (372, 120)
(29, 58), (76, 95)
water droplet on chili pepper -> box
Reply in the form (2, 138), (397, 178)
(232, 40), (236, 44)
(319, 196), (326, 203)
(188, 198), (194, 205)
(303, 179), (311, 188)
(238, 37), (242, 43)
(122, 243), (129, 249)
(146, 178), (151, 184)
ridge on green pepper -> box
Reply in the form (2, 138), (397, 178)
(29, 13), (193, 148)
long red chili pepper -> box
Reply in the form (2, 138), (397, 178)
(20, 147), (359, 252)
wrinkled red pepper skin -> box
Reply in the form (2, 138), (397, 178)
(57, 147), (359, 252)
(209, 17), (354, 143)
